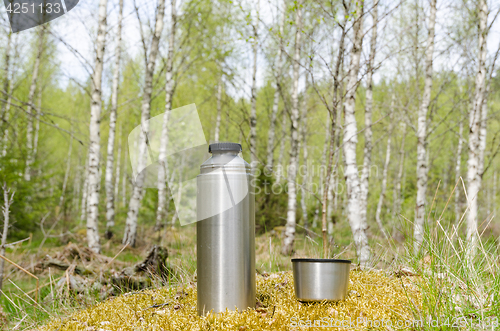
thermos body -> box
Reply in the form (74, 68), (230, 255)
(196, 143), (255, 315)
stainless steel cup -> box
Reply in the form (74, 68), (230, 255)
(292, 258), (351, 302)
(196, 142), (255, 315)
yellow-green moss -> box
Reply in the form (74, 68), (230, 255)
(41, 270), (421, 331)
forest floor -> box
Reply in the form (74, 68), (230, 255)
(0, 222), (498, 330)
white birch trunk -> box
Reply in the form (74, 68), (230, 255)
(249, 0), (260, 168)
(0, 31), (11, 124)
(375, 98), (394, 240)
(414, 0), (437, 252)
(214, 76), (223, 142)
(266, 0), (285, 171)
(494, 172), (497, 214)
(478, 81), (490, 177)
(80, 156), (89, 225)
(300, 76), (309, 232)
(0, 95), (11, 158)
(0, 32), (12, 158)
(122, 146), (128, 206)
(59, 137), (73, 211)
(342, 1), (369, 266)
(0, 185), (14, 293)
(124, 0), (166, 246)
(392, 121), (407, 221)
(86, 0), (108, 253)
(73, 144), (82, 214)
(156, 0), (176, 231)
(33, 88), (42, 160)
(359, 0), (378, 226)
(114, 140), (122, 208)
(454, 121), (463, 224)
(282, 0), (302, 255)
(24, 27), (45, 181)
(276, 109), (287, 181)
(466, 0), (488, 250)
(104, 0), (123, 239)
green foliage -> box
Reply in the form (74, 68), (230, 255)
(254, 166), (288, 234)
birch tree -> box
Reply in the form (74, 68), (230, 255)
(124, 0), (166, 246)
(414, 0), (437, 252)
(156, 0), (177, 231)
(0, 32), (10, 125)
(214, 77), (223, 141)
(266, 0), (285, 171)
(0, 32), (12, 157)
(393, 120), (406, 221)
(80, 156), (89, 225)
(466, 0), (488, 249)
(359, 0), (378, 226)
(455, 121), (463, 224)
(300, 75), (309, 232)
(342, 0), (369, 265)
(276, 109), (287, 180)
(24, 27), (45, 181)
(104, 0), (124, 239)
(86, 0), (108, 253)
(281, 0), (302, 255)
(33, 88), (42, 159)
(374, 96), (394, 240)
(0, 184), (14, 294)
(249, 0), (260, 168)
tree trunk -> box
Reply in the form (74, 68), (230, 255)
(249, 0), (260, 168)
(114, 140), (122, 208)
(0, 32), (12, 158)
(214, 76), (223, 141)
(414, 0), (437, 253)
(494, 172), (497, 214)
(300, 74), (309, 233)
(392, 121), (407, 221)
(466, 0), (488, 250)
(104, 0), (124, 240)
(33, 88), (42, 161)
(0, 184), (14, 294)
(59, 137), (73, 210)
(266, 0), (285, 171)
(276, 109), (287, 181)
(24, 27), (45, 181)
(454, 121), (463, 224)
(122, 146), (128, 206)
(375, 97), (394, 240)
(321, 12), (346, 259)
(315, 112), (330, 229)
(342, 0), (368, 266)
(359, 0), (378, 227)
(155, 0), (176, 231)
(80, 156), (89, 226)
(281, 0), (302, 256)
(0, 31), (11, 124)
(86, 0), (108, 254)
(124, 0), (166, 247)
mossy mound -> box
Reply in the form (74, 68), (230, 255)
(41, 270), (421, 330)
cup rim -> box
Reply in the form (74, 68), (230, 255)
(291, 258), (352, 263)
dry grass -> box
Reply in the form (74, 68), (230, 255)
(40, 270), (421, 331)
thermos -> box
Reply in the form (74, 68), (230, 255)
(196, 142), (255, 315)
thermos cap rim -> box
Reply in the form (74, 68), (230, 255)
(209, 142), (242, 153)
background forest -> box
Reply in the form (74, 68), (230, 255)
(0, 0), (499, 328)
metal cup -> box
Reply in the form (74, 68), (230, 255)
(292, 258), (351, 302)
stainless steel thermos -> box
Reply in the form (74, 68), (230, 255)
(196, 142), (255, 315)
